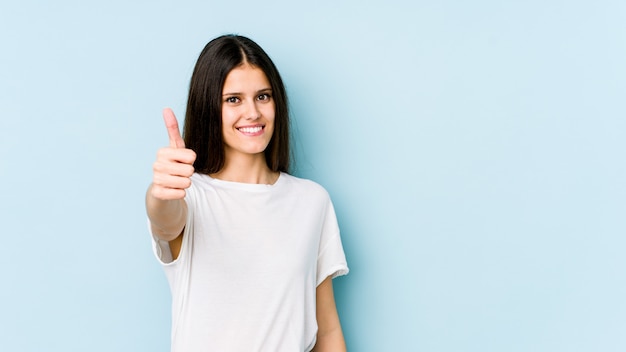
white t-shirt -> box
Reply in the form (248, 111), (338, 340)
(151, 172), (349, 352)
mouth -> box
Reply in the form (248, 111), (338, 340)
(236, 125), (265, 136)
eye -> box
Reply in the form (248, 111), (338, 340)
(257, 93), (272, 101)
(225, 96), (240, 104)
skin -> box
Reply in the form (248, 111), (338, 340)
(146, 64), (346, 351)
(211, 63), (278, 184)
(314, 276), (348, 352)
(146, 107), (194, 246)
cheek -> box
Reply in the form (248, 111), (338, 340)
(263, 104), (276, 122)
(221, 108), (237, 126)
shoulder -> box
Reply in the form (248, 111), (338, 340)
(279, 173), (331, 200)
(183, 173), (214, 204)
(188, 172), (222, 193)
(190, 172), (211, 186)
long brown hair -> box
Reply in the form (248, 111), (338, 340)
(183, 35), (291, 174)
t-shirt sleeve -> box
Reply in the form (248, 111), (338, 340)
(316, 196), (349, 286)
(150, 222), (174, 264)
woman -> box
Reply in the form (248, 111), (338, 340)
(146, 35), (349, 351)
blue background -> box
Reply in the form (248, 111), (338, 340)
(1, 1), (625, 351)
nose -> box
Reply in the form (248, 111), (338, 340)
(244, 99), (261, 120)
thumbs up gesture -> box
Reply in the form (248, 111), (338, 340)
(150, 108), (197, 200)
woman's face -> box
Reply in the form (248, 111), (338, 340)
(220, 64), (275, 160)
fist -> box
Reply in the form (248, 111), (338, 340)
(151, 108), (197, 200)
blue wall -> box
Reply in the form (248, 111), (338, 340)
(1, 1), (625, 351)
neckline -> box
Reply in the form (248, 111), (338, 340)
(202, 172), (285, 191)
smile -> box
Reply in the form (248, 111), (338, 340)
(237, 125), (264, 135)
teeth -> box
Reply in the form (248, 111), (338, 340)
(239, 126), (262, 133)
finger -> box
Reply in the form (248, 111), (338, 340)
(153, 158), (195, 178)
(163, 107), (185, 148)
(153, 173), (193, 190)
(156, 147), (197, 166)
(151, 185), (187, 200)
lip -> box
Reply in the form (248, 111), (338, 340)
(236, 124), (265, 136)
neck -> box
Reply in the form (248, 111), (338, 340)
(211, 152), (279, 185)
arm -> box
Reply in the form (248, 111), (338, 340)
(146, 186), (187, 242)
(146, 108), (196, 259)
(313, 276), (347, 352)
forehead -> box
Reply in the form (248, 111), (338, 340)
(222, 64), (271, 92)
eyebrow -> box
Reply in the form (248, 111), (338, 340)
(222, 88), (272, 96)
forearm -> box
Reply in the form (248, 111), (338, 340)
(314, 277), (347, 351)
(146, 184), (187, 241)
(313, 327), (346, 352)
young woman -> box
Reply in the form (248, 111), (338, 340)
(146, 35), (349, 352)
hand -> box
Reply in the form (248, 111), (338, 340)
(150, 108), (197, 200)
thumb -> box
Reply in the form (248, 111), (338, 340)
(163, 107), (185, 148)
